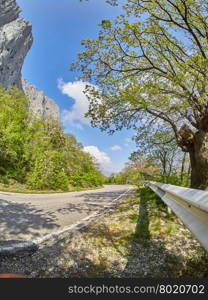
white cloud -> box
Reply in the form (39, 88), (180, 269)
(83, 145), (123, 175)
(84, 146), (111, 165)
(110, 145), (121, 151)
(58, 79), (95, 129)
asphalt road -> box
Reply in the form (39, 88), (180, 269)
(0, 185), (133, 243)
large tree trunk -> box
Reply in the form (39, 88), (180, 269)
(189, 131), (208, 190)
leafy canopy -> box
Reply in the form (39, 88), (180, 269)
(73, 0), (208, 151)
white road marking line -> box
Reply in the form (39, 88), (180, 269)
(34, 187), (133, 245)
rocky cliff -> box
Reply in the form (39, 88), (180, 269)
(22, 80), (60, 121)
(0, 0), (32, 89)
(0, 0), (60, 120)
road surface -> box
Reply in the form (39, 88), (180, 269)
(0, 185), (133, 243)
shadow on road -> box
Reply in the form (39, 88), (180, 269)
(0, 188), (127, 240)
(57, 190), (126, 214)
(0, 199), (59, 239)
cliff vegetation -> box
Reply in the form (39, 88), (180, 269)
(0, 87), (104, 192)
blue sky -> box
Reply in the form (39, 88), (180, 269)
(16, 0), (136, 175)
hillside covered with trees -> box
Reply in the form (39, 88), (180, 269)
(0, 87), (104, 192)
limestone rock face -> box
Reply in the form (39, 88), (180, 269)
(0, 0), (60, 120)
(0, 0), (33, 88)
(0, 0), (20, 28)
(22, 80), (60, 121)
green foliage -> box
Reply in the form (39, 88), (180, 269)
(133, 129), (191, 185)
(0, 86), (29, 181)
(73, 0), (208, 134)
(50, 171), (69, 191)
(70, 170), (104, 188)
(26, 150), (68, 191)
(107, 135), (190, 186)
(0, 87), (104, 191)
(73, 0), (208, 188)
(106, 165), (142, 185)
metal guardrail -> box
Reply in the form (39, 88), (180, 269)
(143, 181), (208, 252)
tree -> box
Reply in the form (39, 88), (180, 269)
(0, 87), (104, 190)
(133, 128), (189, 183)
(73, 0), (208, 189)
(25, 119), (104, 190)
(0, 87), (29, 181)
(128, 151), (159, 180)
(109, 153), (158, 184)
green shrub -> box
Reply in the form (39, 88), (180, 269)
(70, 171), (104, 188)
(51, 171), (69, 191)
(0, 175), (9, 185)
(26, 150), (68, 191)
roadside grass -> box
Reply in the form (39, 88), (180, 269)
(0, 182), (103, 194)
(58, 186), (208, 278)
